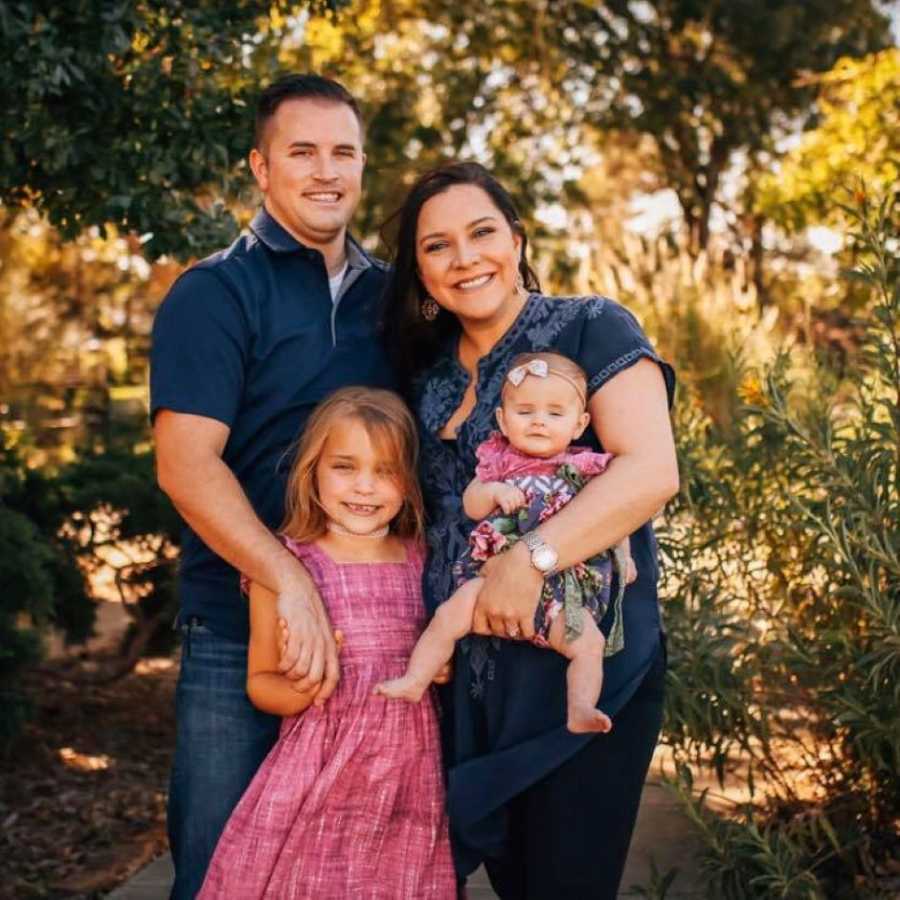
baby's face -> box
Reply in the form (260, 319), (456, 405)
(496, 374), (590, 458)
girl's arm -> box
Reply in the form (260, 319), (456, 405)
(463, 477), (526, 519)
(247, 581), (331, 716)
(472, 358), (678, 638)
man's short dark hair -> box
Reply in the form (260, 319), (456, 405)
(254, 73), (364, 150)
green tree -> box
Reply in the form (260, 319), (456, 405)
(260, 0), (891, 254)
(563, 0), (891, 252)
(0, 1), (343, 260)
(3, 1), (890, 265)
(755, 48), (900, 232)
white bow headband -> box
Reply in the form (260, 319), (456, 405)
(505, 359), (586, 407)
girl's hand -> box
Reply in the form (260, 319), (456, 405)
(492, 483), (527, 515)
(473, 542), (542, 639)
(432, 661), (453, 685)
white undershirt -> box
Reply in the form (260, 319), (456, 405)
(328, 261), (349, 302)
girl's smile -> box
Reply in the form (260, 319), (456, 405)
(314, 418), (403, 536)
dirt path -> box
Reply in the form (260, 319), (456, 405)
(0, 657), (176, 899)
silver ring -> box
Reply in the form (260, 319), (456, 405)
(506, 623), (520, 638)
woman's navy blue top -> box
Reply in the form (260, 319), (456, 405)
(411, 293), (676, 875)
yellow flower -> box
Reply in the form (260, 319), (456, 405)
(738, 374), (767, 407)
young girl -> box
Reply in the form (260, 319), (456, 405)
(198, 387), (455, 899)
(377, 352), (636, 734)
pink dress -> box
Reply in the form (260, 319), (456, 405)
(198, 538), (455, 900)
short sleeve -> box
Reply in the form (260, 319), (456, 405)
(568, 448), (614, 477)
(575, 298), (675, 407)
(474, 432), (510, 481)
(150, 268), (249, 427)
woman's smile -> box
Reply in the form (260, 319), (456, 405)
(416, 184), (524, 334)
(453, 272), (495, 291)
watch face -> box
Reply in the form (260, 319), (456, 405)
(533, 546), (558, 572)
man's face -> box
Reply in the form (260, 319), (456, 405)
(250, 98), (365, 251)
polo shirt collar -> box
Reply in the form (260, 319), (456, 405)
(250, 206), (373, 271)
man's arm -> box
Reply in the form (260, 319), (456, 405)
(154, 409), (339, 700)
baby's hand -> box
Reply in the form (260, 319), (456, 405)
(492, 483), (527, 515)
(623, 557), (638, 585)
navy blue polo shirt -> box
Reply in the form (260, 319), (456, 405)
(150, 208), (393, 642)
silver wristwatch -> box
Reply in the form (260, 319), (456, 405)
(522, 531), (559, 576)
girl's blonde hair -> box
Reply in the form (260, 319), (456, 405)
(281, 386), (425, 543)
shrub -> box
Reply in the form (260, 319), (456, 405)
(0, 438), (92, 743)
(0, 434), (181, 744)
(658, 192), (899, 896)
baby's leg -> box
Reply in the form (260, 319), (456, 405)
(374, 578), (482, 702)
(548, 613), (612, 734)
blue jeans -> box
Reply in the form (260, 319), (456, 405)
(167, 619), (280, 900)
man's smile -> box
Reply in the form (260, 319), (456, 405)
(303, 191), (342, 204)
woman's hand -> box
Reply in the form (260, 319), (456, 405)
(472, 541), (543, 639)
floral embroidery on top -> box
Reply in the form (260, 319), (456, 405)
(413, 292), (673, 698)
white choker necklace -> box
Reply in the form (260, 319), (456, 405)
(326, 521), (390, 539)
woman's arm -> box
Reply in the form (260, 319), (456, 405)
(472, 358), (679, 638)
(246, 580), (331, 716)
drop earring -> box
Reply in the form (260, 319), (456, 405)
(421, 295), (440, 321)
(514, 270), (525, 296)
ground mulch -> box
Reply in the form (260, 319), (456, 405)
(0, 657), (177, 899)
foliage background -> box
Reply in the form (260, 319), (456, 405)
(1, 1), (898, 896)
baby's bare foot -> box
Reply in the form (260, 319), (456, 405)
(374, 676), (427, 702)
(567, 707), (613, 734)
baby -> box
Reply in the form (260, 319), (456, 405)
(376, 351), (635, 733)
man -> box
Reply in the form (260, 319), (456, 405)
(150, 74), (392, 898)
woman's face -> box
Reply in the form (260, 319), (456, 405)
(415, 183), (524, 332)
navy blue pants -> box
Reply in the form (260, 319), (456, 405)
(483, 641), (666, 899)
(167, 620), (280, 900)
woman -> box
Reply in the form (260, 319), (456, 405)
(381, 162), (678, 899)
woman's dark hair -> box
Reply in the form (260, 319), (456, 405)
(254, 74), (364, 150)
(380, 161), (541, 393)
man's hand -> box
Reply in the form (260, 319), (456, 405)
(276, 582), (340, 705)
(472, 542), (543, 640)
(491, 483), (527, 515)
